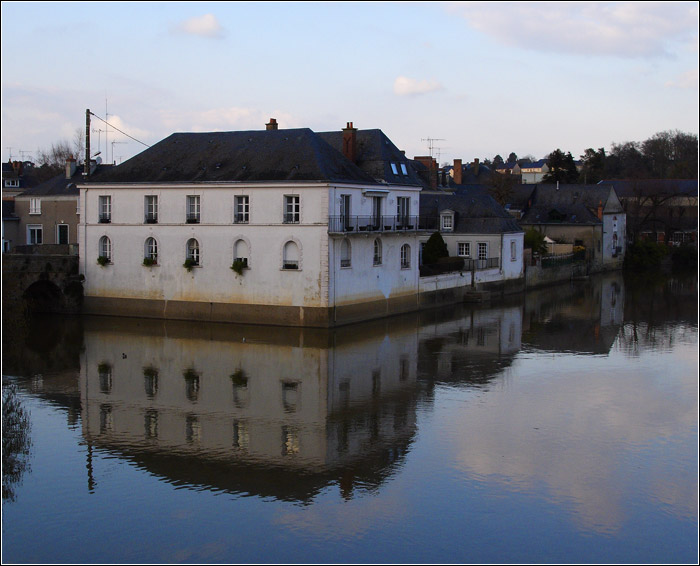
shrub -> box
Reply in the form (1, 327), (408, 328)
(423, 232), (449, 265)
(524, 229), (548, 254)
(624, 240), (668, 271)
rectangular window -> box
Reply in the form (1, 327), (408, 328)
(510, 240), (517, 261)
(400, 163), (408, 175)
(27, 225), (42, 245)
(478, 242), (488, 260)
(397, 197), (410, 222)
(144, 195), (158, 223)
(186, 195), (200, 223)
(441, 215), (453, 231)
(284, 195), (300, 223)
(458, 242), (471, 257)
(390, 163), (398, 175)
(29, 198), (41, 215)
(234, 195), (249, 223)
(98, 195), (111, 223)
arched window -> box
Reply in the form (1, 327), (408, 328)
(283, 240), (299, 270)
(400, 244), (411, 269)
(340, 239), (351, 268)
(373, 238), (382, 265)
(186, 238), (200, 265)
(234, 239), (249, 268)
(99, 236), (112, 262)
(144, 237), (158, 264)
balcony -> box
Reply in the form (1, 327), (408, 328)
(329, 215), (430, 234)
(98, 214), (111, 224)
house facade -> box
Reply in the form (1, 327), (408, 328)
(519, 159), (549, 184)
(13, 158), (82, 251)
(78, 124), (424, 327)
(518, 184), (626, 271)
(419, 189), (525, 292)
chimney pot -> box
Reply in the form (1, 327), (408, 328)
(266, 118), (278, 130)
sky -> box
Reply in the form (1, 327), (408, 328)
(1, 1), (698, 167)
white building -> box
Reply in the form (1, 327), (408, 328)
(78, 123), (426, 327)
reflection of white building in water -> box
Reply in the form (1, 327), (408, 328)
(79, 317), (424, 498)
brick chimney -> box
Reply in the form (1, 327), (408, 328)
(266, 118), (278, 130)
(342, 122), (357, 163)
(597, 200), (603, 220)
(414, 156), (438, 190)
(453, 159), (462, 185)
(66, 156), (77, 179)
(473, 158), (480, 176)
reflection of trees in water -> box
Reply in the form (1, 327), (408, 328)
(618, 273), (698, 356)
(2, 382), (33, 502)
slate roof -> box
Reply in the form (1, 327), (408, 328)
(17, 165), (87, 197)
(85, 129), (379, 185)
(599, 179), (698, 198)
(420, 188), (523, 234)
(317, 128), (424, 187)
(518, 184), (620, 225)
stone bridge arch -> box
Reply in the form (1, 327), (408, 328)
(2, 253), (83, 315)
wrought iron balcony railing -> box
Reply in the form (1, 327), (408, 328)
(328, 215), (429, 233)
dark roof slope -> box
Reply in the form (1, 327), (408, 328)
(86, 129), (378, 185)
(518, 184), (619, 225)
(17, 165), (88, 197)
(599, 179), (698, 198)
(420, 188), (523, 234)
(317, 129), (424, 187)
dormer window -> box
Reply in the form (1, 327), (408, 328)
(390, 163), (398, 175)
(400, 163), (408, 175)
(440, 210), (455, 232)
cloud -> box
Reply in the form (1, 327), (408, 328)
(449, 1), (698, 58)
(665, 68), (699, 88)
(393, 76), (443, 96)
(158, 107), (297, 133)
(172, 14), (225, 39)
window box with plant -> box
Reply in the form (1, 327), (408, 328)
(97, 255), (110, 267)
(143, 257), (157, 267)
(183, 258), (198, 272)
(231, 258), (247, 275)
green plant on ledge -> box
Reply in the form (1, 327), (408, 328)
(230, 259), (246, 275)
(97, 255), (110, 267)
(143, 257), (157, 267)
(183, 368), (199, 381)
(183, 258), (197, 272)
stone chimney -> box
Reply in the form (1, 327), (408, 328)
(453, 159), (462, 185)
(342, 122), (357, 163)
(266, 118), (278, 130)
(66, 156), (77, 179)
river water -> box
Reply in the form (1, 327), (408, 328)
(2, 272), (697, 564)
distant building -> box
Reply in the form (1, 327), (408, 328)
(13, 158), (83, 251)
(517, 183), (627, 271)
(600, 179), (698, 245)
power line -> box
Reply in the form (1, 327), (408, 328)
(89, 112), (150, 148)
